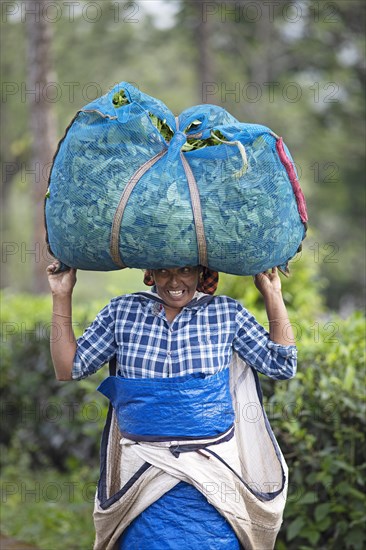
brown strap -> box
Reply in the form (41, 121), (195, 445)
(180, 153), (208, 267)
(110, 150), (167, 267)
(176, 115), (208, 266)
(110, 146), (208, 268)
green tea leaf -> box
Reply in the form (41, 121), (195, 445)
(314, 502), (331, 522)
(287, 517), (306, 541)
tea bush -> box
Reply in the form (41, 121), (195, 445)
(1, 292), (109, 472)
(271, 311), (366, 550)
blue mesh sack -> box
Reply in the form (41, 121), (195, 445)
(45, 81), (307, 275)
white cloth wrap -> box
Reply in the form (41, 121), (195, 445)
(93, 354), (288, 550)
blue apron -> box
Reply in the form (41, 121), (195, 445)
(97, 368), (241, 549)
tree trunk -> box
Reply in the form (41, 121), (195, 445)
(25, 0), (57, 293)
(192, 0), (217, 104)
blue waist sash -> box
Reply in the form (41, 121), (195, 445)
(97, 368), (234, 439)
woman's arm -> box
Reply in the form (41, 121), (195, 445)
(254, 267), (295, 346)
(47, 261), (77, 381)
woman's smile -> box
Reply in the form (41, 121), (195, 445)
(167, 289), (185, 297)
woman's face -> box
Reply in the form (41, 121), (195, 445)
(153, 266), (200, 312)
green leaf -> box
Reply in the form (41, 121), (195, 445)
(112, 89), (129, 108)
(296, 491), (318, 505)
(343, 364), (356, 390)
(315, 502), (331, 522)
(332, 459), (357, 474)
(287, 516), (306, 541)
(336, 481), (365, 500)
(317, 516), (332, 531)
(302, 529), (321, 545)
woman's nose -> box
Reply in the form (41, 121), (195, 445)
(169, 274), (179, 286)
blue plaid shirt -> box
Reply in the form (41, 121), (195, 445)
(72, 290), (297, 381)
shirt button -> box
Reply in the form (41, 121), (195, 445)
(167, 351), (171, 356)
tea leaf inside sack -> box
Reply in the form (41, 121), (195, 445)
(111, 90), (225, 150)
(112, 89), (129, 107)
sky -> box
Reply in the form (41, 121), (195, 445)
(140, 0), (180, 29)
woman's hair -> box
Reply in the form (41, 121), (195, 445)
(143, 267), (219, 295)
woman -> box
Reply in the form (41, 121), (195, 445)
(47, 263), (296, 549)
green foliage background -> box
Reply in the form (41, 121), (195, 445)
(1, 0), (365, 548)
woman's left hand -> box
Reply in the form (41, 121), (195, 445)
(254, 267), (282, 297)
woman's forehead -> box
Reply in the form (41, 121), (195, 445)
(154, 266), (199, 273)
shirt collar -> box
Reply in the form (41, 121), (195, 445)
(135, 287), (215, 310)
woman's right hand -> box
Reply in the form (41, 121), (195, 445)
(47, 261), (77, 381)
(47, 261), (77, 296)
